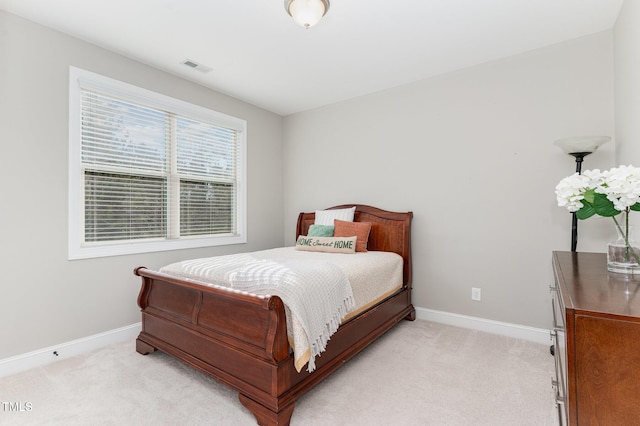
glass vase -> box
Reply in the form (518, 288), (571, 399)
(607, 214), (640, 274)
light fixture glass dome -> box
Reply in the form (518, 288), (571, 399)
(285, 0), (330, 29)
(554, 136), (611, 155)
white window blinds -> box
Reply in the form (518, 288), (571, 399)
(81, 91), (168, 242)
(176, 115), (238, 237)
(69, 67), (246, 259)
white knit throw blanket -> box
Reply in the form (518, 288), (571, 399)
(229, 259), (354, 372)
(160, 254), (355, 372)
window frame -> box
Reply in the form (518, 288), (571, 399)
(68, 66), (247, 260)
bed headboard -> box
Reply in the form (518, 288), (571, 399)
(296, 204), (413, 288)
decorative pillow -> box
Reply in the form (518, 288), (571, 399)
(295, 236), (357, 253)
(334, 219), (372, 252)
(314, 206), (356, 226)
(308, 224), (335, 237)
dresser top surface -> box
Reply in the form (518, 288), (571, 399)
(553, 251), (640, 319)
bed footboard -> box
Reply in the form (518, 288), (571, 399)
(135, 266), (291, 383)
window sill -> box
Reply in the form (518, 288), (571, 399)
(68, 234), (247, 260)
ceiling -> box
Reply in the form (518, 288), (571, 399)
(0, 0), (624, 116)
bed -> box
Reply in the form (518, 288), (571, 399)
(134, 204), (414, 425)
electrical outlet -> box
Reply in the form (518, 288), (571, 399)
(471, 287), (481, 301)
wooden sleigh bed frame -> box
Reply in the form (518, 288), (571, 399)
(134, 204), (414, 425)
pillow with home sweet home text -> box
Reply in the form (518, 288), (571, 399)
(295, 236), (357, 253)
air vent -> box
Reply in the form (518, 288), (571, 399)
(181, 59), (212, 73)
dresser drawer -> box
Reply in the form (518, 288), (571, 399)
(551, 267), (565, 330)
(550, 285), (567, 425)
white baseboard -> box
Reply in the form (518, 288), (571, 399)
(0, 309), (552, 378)
(0, 322), (141, 378)
(415, 307), (551, 345)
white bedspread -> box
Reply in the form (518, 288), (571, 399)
(160, 247), (403, 372)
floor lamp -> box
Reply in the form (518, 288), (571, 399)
(550, 136), (610, 357)
(554, 136), (611, 252)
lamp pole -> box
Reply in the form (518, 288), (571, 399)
(569, 152), (591, 252)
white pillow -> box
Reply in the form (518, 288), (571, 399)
(314, 206), (356, 226)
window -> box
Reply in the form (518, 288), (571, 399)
(69, 67), (246, 259)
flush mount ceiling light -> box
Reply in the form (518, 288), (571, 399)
(284, 0), (330, 29)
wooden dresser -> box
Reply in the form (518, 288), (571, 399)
(551, 251), (640, 425)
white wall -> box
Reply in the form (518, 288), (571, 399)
(1, 8), (628, 361)
(615, 0), (640, 165)
(283, 31), (615, 330)
(0, 11), (284, 359)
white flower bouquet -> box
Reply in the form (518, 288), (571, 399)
(556, 165), (640, 267)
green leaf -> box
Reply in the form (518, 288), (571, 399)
(583, 188), (596, 204)
(592, 193), (619, 217)
(576, 200), (596, 220)
(631, 203), (640, 212)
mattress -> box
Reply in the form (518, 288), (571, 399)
(252, 248), (404, 319)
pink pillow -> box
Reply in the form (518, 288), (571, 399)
(334, 220), (372, 252)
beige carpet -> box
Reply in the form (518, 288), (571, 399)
(1, 320), (558, 425)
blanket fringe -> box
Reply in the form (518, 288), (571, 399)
(307, 295), (355, 372)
